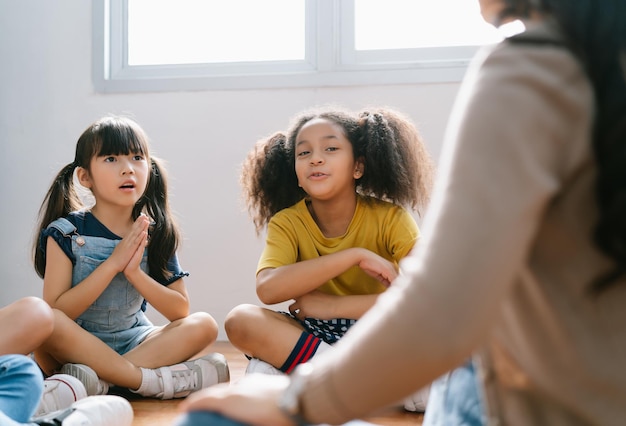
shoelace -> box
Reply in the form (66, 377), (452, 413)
(172, 365), (200, 393)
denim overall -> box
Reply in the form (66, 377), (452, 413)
(47, 218), (156, 355)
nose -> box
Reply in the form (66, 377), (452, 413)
(121, 158), (135, 175)
(310, 152), (324, 165)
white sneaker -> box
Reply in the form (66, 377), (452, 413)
(34, 374), (88, 417)
(32, 395), (133, 426)
(245, 358), (284, 375)
(156, 353), (230, 399)
(60, 364), (109, 396)
(403, 385), (430, 413)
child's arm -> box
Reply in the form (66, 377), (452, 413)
(122, 235), (190, 321)
(43, 236), (129, 319)
(288, 248), (401, 319)
(256, 247), (397, 305)
(124, 272), (190, 321)
(290, 291), (380, 320)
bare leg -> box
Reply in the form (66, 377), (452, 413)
(33, 309), (143, 390)
(124, 312), (219, 368)
(225, 304), (304, 368)
(0, 297), (54, 356)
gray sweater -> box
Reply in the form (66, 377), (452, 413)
(301, 20), (626, 426)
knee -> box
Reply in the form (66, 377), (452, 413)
(187, 312), (219, 343)
(18, 297), (54, 343)
(30, 297), (54, 328)
(224, 304), (261, 345)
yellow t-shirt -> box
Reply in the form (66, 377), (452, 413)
(257, 195), (419, 296)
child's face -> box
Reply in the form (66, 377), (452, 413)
(80, 152), (149, 210)
(294, 118), (363, 201)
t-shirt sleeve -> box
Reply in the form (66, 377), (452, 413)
(39, 226), (75, 264)
(256, 213), (299, 274)
(162, 253), (189, 285)
(384, 206), (419, 262)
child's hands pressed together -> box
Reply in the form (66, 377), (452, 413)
(108, 214), (151, 275)
(123, 215), (152, 280)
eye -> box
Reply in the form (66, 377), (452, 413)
(326, 146), (338, 152)
(297, 150), (310, 157)
(133, 154), (144, 161)
(103, 156), (116, 162)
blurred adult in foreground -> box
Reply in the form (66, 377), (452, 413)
(177, 0), (626, 424)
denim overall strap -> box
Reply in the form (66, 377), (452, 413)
(47, 217), (77, 237)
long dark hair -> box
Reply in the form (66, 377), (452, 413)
(33, 116), (180, 283)
(240, 107), (434, 233)
(503, 0), (626, 292)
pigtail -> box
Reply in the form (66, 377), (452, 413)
(240, 132), (305, 233)
(33, 162), (81, 278)
(358, 112), (410, 201)
(357, 109), (434, 215)
(139, 157), (181, 283)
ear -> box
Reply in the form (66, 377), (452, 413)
(353, 159), (365, 179)
(76, 167), (92, 189)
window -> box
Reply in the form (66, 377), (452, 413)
(127, 0), (306, 65)
(93, 0), (519, 92)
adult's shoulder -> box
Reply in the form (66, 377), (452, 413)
(477, 19), (586, 89)
(456, 18), (593, 173)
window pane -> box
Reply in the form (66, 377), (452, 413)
(127, 0), (306, 66)
(355, 0), (502, 50)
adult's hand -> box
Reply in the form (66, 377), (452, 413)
(179, 374), (294, 426)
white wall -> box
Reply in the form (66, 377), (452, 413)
(0, 1), (460, 340)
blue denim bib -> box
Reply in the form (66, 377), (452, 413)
(46, 218), (154, 353)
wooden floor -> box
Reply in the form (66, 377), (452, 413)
(130, 341), (423, 425)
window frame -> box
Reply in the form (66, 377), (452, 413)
(93, 0), (483, 93)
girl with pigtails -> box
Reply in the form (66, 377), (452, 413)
(31, 116), (229, 401)
(225, 106), (434, 410)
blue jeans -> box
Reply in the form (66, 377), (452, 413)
(0, 354), (44, 425)
(173, 411), (381, 426)
(423, 361), (485, 426)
